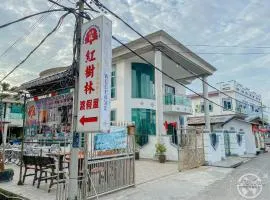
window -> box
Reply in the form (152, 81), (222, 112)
(131, 108), (156, 135)
(200, 104), (205, 113)
(223, 98), (232, 110)
(209, 104), (213, 112)
(132, 63), (155, 99)
(164, 85), (175, 104)
(200, 103), (213, 113)
(111, 64), (116, 99)
(250, 104), (254, 112)
(110, 110), (116, 122)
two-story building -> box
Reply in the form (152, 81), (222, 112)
(21, 30), (216, 160)
(188, 80), (267, 155)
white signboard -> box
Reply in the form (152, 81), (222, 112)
(76, 15), (112, 133)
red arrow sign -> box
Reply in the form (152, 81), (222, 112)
(80, 116), (98, 126)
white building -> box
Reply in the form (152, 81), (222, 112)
(188, 80), (266, 156)
(189, 80), (264, 118)
(21, 30), (216, 161)
(110, 30), (216, 160)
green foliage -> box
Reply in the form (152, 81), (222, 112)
(1, 82), (10, 91)
(155, 143), (166, 154)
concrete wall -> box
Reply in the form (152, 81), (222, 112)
(223, 119), (256, 155)
(139, 135), (178, 161)
(226, 130), (246, 156)
(204, 130), (225, 164)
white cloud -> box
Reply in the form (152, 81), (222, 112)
(1, 0), (270, 108)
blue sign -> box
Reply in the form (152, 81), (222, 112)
(72, 132), (80, 148)
(94, 127), (127, 151)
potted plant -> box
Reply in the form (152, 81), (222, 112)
(155, 143), (167, 163)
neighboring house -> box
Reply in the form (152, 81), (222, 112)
(0, 92), (24, 144)
(188, 80), (267, 156)
(21, 30), (216, 160)
(189, 80), (265, 118)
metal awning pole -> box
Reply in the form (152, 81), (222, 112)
(18, 93), (27, 185)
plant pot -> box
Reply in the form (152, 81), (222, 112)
(127, 125), (135, 135)
(135, 151), (140, 160)
(158, 154), (166, 163)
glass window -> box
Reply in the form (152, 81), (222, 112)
(200, 103), (213, 112)
(132, 63), (155, 99)
(111, 64), (116, 99)
(200, 104), (205, 113)
(110, 110), (116, 122)
(209, 104), (213, 112)
(223, 98), (232, 110)
(131, 108), (156, 135)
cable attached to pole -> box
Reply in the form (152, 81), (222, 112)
(0, 9), (66, 29)
(0, 12), (71, 83)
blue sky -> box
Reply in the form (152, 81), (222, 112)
(0, 0), (270, 109)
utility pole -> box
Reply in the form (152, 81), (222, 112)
(68, 0), (84, 199)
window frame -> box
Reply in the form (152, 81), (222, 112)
(111, 64), (116, 99)
(131, 62), (155, 99)
(222, 98), (233, 111)
(110, 109), (116, 122)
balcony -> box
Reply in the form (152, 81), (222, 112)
(163, 94), (192, 114)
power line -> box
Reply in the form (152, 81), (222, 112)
(0, 12), (70, 83)
(90, 0), (267, 108)
(0, 2), (62, 60)
(167, 43), (270, 49)
(111, 35), (243, 113)
(47, 2), (232, 112)
(0, 9), (65, 29)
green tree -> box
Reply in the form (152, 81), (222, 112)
(1, 82), (10, 91)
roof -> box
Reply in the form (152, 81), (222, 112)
(20, 30), (216, 95)
(187, 114), (244, 125)
(113, 30), (216, 74)
(188, 91), (219, 99)
(246, 115), (269, 125)
(19, 67), (73, 95)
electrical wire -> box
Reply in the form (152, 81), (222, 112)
(111, 36), (250, 114)
(89, 0), (267, 109)
(25, 2), (268, 116)
(0, 9), (65, 29)
(0, 1), (62, 60)
(167, 43), (270, 49)
(0, 12), (71, 83)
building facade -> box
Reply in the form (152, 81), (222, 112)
(0, 92), (24, 145)
(21, 30), (216, 160)
(188, 80), (267, 157)
(189, 80), (264, 119)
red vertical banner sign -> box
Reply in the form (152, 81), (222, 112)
(77, 15), (112, 133)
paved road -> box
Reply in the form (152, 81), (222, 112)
(100, 165), (233, 200)
(100, 153), (270, 200)
(189, 152), (270, 200)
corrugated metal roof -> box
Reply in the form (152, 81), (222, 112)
(188, 115), (236, 125)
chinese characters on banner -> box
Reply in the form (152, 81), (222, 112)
(77, 16), (112, 133)
(25, 93), (73, 139)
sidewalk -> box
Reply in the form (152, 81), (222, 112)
(210, 156), (250, 168)
(100, 166), (233, 200)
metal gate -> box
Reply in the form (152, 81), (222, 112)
(56, 132), (135, 200)
(177, 128), (205, 171)
(224, 131), (231, 156)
